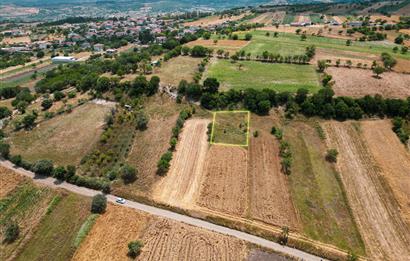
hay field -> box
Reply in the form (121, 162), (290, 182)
(0, 166), (26, 198)
(9, 103), (112, 166)
(184, 14), (245, 27)
(151, 56), (202, 86)
(211, 111), (249, 146)
(323, 121), (410, 260)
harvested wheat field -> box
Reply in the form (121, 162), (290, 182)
(151, 56), (202, 86)
(313, 48), (378, 66)
(199, 145), (248, 216)
(361, 120), (410, 225)
(327, 67), (410, 98)
(323, 121), (410, 260)
(139, 218), (248, 261)
(186, 39), (249, 49)
(184, 14), (245, 27)
(249, 12), (285, 25)
(9, 102), (112, 166)
(0, 166), (26, 198)
(153, 119), (210, 208)
(248, 132), (299, 228)
(73, 204), (149, 261)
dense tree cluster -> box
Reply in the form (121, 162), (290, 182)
(0, 50), (32, 69)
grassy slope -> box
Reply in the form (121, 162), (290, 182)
(207, 59), (320, 92)
(15, 193), (91, 261)
(284, 120), (365, 255)
(241, 30), (409, 60)
(0, 182), (55, 260)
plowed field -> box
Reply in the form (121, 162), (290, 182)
(153, 119), (210, 208)
(323, 121), (410, 260)
(198, 146), (248, 216)
(248, 132), (299, 228)
(72, 205), (149, 261)
(139, 218), (248, 261)
(361, 120), (410, 225)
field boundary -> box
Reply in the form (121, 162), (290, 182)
(210, 110), (250, 147)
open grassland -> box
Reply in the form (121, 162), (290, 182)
(140, 218), (248, 261)
(361, 120), (410, 226)
(207, 59), (320, 92)
(72, 205), (149, 261)
(9, 102), (111, 166)
(323, 121), (410, 260)
(113, 96), (188, 196)
(0, 166), (26, 198)
(211, 111), (249, 145)
(151, 56), (202, 86)
(153, 119), (210, 208)
(241, 30), (408, 60)
(15, 193), (91, 261)
(327, 67), (410, 98)
(0, 181), (55, 260)
(284, 120), (365, 255)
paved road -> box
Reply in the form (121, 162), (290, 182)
(1, 160), (327, 261)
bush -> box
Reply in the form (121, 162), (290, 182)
(53, 166), (67, 180)
(91, 194), (107, 214)
(41, 99), (53, 110)
(136, 111), (149, 130)
(10, 154), (22, 166)
(32, 159), (54, 176)
(128, 240), (144, 258)
(0, 106), (11, 119)
(169, 137), (177, 150)
(4, 222), (19, 243)
(105, 169), (117, 181)
(326, 149), (338, 163)
(0, 141), (10, 159)
(157, 151), (173, 176)
(119, 164), (137, 184)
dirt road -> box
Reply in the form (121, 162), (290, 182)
(0, 160), (326, 261)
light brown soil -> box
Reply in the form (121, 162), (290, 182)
(1, 36), (31, 44)
(313, 48), (379, 66)
(153, 119), (210, 208)
(323, 121), (410, 260)
(250, 12), (285, 25)
(361, 120), (410, 226)
(395, 58), (410, 74)
(327, 67), (410, 98)
(332, 16), (346, 24)
(248, 132), (299, 229)
(186, 39), (249, 48)
(295, 15), (311, 23)
(198, 145), (248, 216)
(260, 25), (355, 40)
(139, 218), (248, 261)
(184, 14), (246, 27)
(370, 15), (401, 23)
(0, 166), (25, 198)
(72, 204), (149, 261)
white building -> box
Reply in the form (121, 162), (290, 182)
(51, 56), (77, 64)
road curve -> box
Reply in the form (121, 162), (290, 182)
(1, 160), (326, 261)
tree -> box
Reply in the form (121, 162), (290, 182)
(317, 60), (327, 72)
(36, 50), (45, 58)
(147, 76), (160, 96)
(16, 101), (28, 114)
(300, 34), (307, 41)
(136, 111), (149, 130)
(244, 33), (253, 41)
(326, 149), (338, 163)
(96, 77), (111, 93)
(202, 32), (211, 40)
(295, 28), (302, 35)
(394, 35), (404, 44)
(32, 159), (54, 176)
(41, 99), (53, 110)
(22, 114), (37, 129)
(65, 165), (76, 180)
(4, 222), (19, 243)
(169, 137), (177, 150)
(0, 141), (10, 159)
(191, 45), (208, 57)
(0, 106), (11, 119)
(91, 194), (107, 214)
(119, 164), (137, 184)
(203, 78), (220, 94)
(346, 39), (352, 46)
(372, 65), (385, 78)
(181, 46), (190, 55)
(138, 29), (154, 44)
(128, 240), (144, 258)
(295, 88), (309, 104)
(53, 90), (65, 101)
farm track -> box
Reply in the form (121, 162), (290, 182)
(323, 121), (410, 260)
(153, 119), (210, 208)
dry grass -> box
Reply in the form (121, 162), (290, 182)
(184, 13), (246, 27)
(9, 102), (112, 165)
(0, 166), (26, 198)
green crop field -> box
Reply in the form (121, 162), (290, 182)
(240, 30), (409, 60)
(207, 59), (320, 92)
(15, 193), (91, 261)
(284, 121), (365, 255)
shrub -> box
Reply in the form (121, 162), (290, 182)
(41, 99), (53, 110)
(0, 106), (11, 119)
(253, 130), (259, 137)
(32, 159), (54, 176)
(0, 141), (10, 159)
(105, 169), (117, 181)
(169, 137), (177, 150)
(136, 111), (149, 130)
(4, 222), (19, 243)
(10, 155), (22, 166)
(119, 164), (137, 184)
(326, 149), (338, 163)
(91, 194), (107, 214)
(128, 240), (144, 258)
(53, 166), (67, 180)
(157, 151), (173, 176)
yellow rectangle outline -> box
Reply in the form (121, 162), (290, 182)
(210, 110), (250, 147)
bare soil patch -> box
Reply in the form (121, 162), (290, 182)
(72, 204), (149, 261)
(248, 131), (299, 229)
(249, 12), (285, 25)
(153, 119), (210, 208)
(323, 121), (410, 260)
(198, 145), (248, 216)
(186, 39), (249, 48)
(139, 218), (248, 261)
(184, 14), (245, 27)
(1, 36), (31, 44)
(370, 15), (401, 23)
(361, 120), (410, 226)
(313, 48), (379, 66)
(327, 67), (410, 98)
(0, 166), (26, 198)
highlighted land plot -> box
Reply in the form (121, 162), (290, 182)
(210, 111), (250, 147)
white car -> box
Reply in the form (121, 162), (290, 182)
(116, 197), (126, 204)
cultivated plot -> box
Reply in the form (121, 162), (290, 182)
(210, 111), (250, 146)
